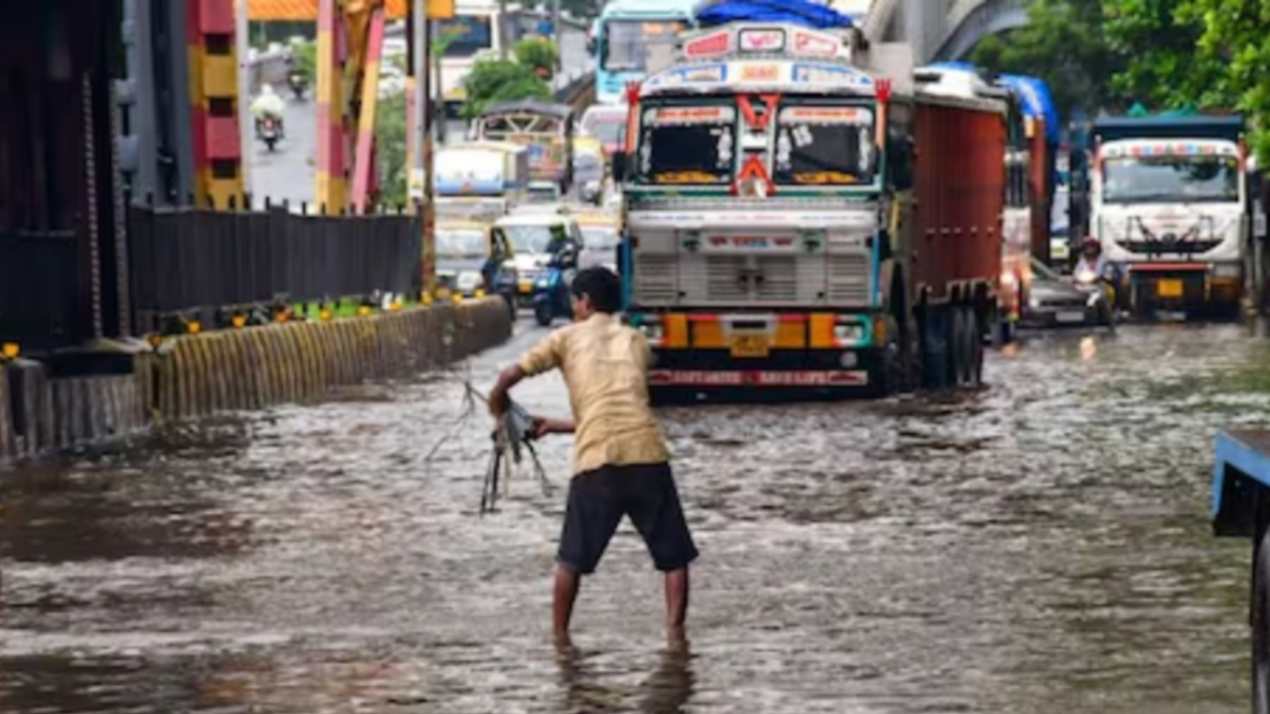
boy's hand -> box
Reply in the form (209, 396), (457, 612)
(531, 416), (553, 440)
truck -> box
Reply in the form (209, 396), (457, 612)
(433, 141), (530, 222)
(615, 17), (1008, 401)
(591, 0), (703, 105)
(1091, 114), (1249, 318)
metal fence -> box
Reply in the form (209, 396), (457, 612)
(0, 230), (82, 349)
(128, 204), (422, 333)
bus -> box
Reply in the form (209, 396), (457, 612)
(592, 0), (703, 105)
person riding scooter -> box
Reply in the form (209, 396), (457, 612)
(250, 85), (287, 151)
(1073, 236), (1118, 327)
(531, 234), (581, 327)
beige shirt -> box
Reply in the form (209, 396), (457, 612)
(518, 312), (670, 475)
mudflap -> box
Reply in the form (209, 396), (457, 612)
(918, 304), (954, 390)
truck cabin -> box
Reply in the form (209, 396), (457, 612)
(1092, 116), (1246, 209)
(624, 23), (884, 198)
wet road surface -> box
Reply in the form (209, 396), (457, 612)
(2, 321), (1269, 712)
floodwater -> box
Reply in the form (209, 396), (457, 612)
(3, 321), (1270, 712)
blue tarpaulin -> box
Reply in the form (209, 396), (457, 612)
(696, 0), (854, 29)
(998, 75), (1060, 145)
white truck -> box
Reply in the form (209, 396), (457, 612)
(433, 141), (529, 221)
(1091, 115), (1249, 317)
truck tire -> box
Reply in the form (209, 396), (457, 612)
(534, 301), (553, 327)
(919, 307), (952, 390)
(1255, 526), (1270, 714)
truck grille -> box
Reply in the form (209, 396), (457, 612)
(706, 256), (748, 302)
(827, 253), (871, 304)
(635, 254), (678, 303)
(756, 256), (798, 302)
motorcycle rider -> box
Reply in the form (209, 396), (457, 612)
(1073, 235), (1109, 283)
(250, 84), (286, 139)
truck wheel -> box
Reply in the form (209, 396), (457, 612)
(919, 308), (951, 390)
(1255, 526), (1270, 714)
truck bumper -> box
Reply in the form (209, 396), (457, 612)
(647, 347), (881, 404)
(1125, 263), (1242, 314)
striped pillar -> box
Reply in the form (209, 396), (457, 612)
(350, 6), (386, 213)
(187, 0), (244, 208)
(315, 0), (347, 212)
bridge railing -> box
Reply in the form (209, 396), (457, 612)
(128, 203), (422, 334)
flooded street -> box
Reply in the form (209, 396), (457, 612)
(3, 322), (1270, 712)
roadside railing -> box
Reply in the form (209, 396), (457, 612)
(128, 202), (421, 334)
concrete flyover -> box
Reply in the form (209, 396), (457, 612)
(859, 0), (1030, 66)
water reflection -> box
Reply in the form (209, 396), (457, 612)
(555, 639), (695, 713)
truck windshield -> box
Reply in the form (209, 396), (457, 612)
(437, 16), (493, 58)
(775, 106), (876, 185)
(638, 105), (735, 185)
(1102, 155), (1240, 204)
(604, 20), (687, 72)
(500, 224), (567, 254)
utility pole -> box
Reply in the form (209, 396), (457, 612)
(499, 0), (509, 59)
(236, 0), (252, 197)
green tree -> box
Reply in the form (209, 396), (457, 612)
(971, 0), (1124, 120)
(1103, 0), (1223, 111)
(514, 37), (559, 79)
(1110, 0), (1270, 163)
(460, 58), (552, 120)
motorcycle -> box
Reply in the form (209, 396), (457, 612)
(255, 114), (284, 152)
(1073, 262), (1118, 330)
(287, 70), (309, 101)
(532, 242), (579, 327)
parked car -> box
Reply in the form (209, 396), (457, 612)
(1020, 257), (1114, 330)
(492, 212), (583, 306)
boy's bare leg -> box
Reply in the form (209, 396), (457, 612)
(553, 564), (581, 642)
(664, 567), (689, 641)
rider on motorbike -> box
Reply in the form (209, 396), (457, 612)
(1073, 235), (1118, 327)
(250, 85), (286, 135)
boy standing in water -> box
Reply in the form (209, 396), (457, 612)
(489, 267), (698, 643)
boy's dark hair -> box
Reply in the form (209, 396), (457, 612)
(570, 267), (622, 314)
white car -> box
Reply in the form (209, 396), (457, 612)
(492, 212), (583, 305)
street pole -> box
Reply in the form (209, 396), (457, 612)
(499, 0), (509, 59)
(551, 0), (561, 74)
(422, 11), (436, 297)
(235, 0), (252, 197)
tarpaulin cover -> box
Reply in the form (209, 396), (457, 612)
(696, 0), (854, 29)
(999, 74), (1060, 145)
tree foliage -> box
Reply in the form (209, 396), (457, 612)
(970, 0), (1123, 121)
(969, 0), (1270, 163)
(515, 37), (559, 79)
(460, 41), (553, 120)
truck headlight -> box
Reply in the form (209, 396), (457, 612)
(833, 323), (865, 344)
(639, 322), (664, 345)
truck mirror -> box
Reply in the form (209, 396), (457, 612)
(612, 152), (627, 183)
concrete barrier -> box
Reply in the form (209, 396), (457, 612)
(0, 299), (511, 467)
(147, 298), (511, 421)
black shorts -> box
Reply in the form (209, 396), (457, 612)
(557, 462), (699, 575)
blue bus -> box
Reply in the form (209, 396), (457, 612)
(592, 0), (703, 105)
